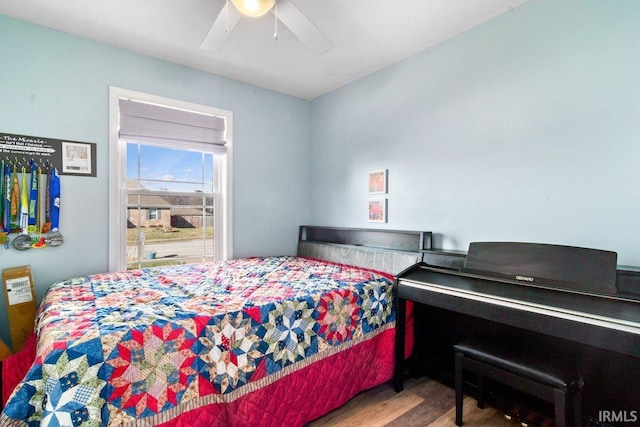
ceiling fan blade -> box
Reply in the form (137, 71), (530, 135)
(200, 2), (243, 51)
(274, 0), (332, 55)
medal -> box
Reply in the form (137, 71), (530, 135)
(12, 234), (32, 250)
(45, 232), (64, 247)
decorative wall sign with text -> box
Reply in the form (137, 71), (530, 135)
(0, 132), (96, 177)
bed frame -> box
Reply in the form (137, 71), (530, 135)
(1, 225), (431, 418)
(297, 225), (431, 275)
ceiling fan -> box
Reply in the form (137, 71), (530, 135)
(200, 0), (332, 55)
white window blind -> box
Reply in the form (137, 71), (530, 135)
(118, 99), (227, 153)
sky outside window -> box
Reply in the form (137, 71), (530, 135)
(126, 143), (214, 192)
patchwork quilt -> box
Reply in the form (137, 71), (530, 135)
(1, 256), (401, 426)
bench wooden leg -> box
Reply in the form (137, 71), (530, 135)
(554, 388), (567, 427)
(455, 352), (464, 426)
(573, 380), (583, 427)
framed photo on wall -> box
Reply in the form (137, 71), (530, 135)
(62, 141), (92, 175)
(368, 199), (387, 223)
(368, 169), (387, 194)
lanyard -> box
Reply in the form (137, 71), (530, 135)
(20, 166), (28, 234)
(50, 167), (60, 233)
(30, 166), (49, 249)
(27, 160), (38, 233)
(4, 163), (10, 233)
(10, 165), (19, 226)
(0, 160), (3, 229)
(43, 166), (51, 230)
(0, 162), (6, 249)
(37, 167), (43, 232)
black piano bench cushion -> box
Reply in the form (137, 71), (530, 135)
(453, 338), (578, 390)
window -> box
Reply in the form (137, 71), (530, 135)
(109, 88), (233, 271)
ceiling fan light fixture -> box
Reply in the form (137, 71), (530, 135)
(230, 0), (276, 17)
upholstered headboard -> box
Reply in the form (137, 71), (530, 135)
(297, 226), (431, 275)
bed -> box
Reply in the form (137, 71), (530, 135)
(1, 226), (430, 426)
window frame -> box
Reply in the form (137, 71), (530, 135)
(108, 87), (233, 271)
(148, 208), (160, 221)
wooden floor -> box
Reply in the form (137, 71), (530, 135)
(310, 376), (515, 427)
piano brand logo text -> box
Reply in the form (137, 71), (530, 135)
(599, 410), (638, 423)
(515, 275), (534, 282)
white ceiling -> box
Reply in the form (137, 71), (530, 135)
(0, 0), (530, 100)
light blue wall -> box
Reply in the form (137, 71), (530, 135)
(2, 0), (640, 348)
(310, 0), (640, 267)
(0, 15), (311, 346)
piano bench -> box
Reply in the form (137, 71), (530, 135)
(453, 338), (583, 427)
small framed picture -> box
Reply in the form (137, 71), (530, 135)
(368, 199), (387, 223)
(62, 141), (93, 175)
(368, 169), (387, 194)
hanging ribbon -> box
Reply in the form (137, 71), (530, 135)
(10, 164), (19, 229)
(32, 165), (47, 248)
(0, 160), (4, 230)
(50, 167), (60, 233)
(4, 163), (11, 233)
(28, 160), (38, 234)
(44, 167), (63, 247)
(12, 165), (32, 250)
(20, 166), (28, 234)
(41, 165), (51, 233)
(38, 166), (46, 229)
(0, 160), (5, 249)
(3, 163), (10, 249)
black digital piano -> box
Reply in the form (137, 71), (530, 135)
(394, 242), (640, 423)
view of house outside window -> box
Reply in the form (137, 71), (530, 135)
(125, 143), (218, 269)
